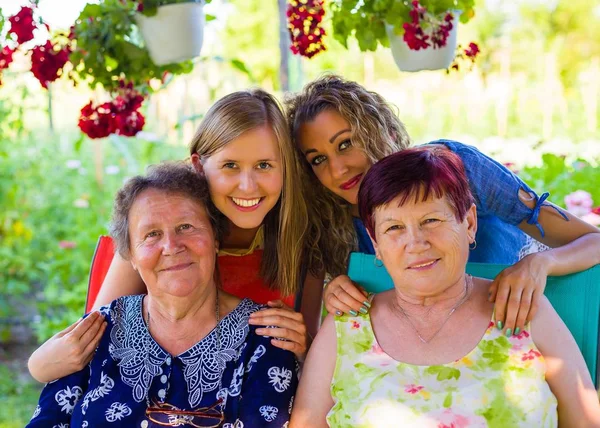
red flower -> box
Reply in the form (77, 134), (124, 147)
(8, 7), (37, 44)
(465, 42), (480, 58)
(30, 40), (71, 88)
(287, 0), (327, 58)
(0, 47), (15, 70)
(78, 82), (146, 139)
(114, 110), (145, 137)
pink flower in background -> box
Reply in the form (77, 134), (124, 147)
(564, 190), (593, 217)
(59, 241), (77, 249)
(404, 384), (424, 394)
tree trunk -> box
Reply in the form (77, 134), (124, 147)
(278, 0), (290, 92)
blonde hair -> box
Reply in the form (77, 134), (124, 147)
(286, 75), (412, 276)
(190, 89), (308, 297)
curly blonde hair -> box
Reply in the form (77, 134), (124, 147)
(285, 75), (411, 276)
(190, 89), (308, 297)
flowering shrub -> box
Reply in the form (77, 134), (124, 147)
(287, 0), (327, 58)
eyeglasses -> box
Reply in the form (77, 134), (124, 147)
(146, 398), (224, 428)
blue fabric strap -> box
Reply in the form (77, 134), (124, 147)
(527, 192), (569, 237)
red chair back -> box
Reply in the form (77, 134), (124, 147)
(85, 236), (115, 313)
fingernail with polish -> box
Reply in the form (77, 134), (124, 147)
(335, 310), (342, 317)
(505, 328), (512, 337)
(496, 321), (503, 330)
(349, 310), (358, 317)
(359, 306), (368, 314)
(362, 300), (371, 309)
(514, 327), (520, 336)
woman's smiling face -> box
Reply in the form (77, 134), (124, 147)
(200, 125), (283, 230)
(297, 109), (372, 206)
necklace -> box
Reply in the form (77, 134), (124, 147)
(395, 275), (473, 344)
(145, 289), (221, 406)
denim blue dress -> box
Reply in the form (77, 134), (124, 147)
(27, 296), (297, 428)
(354, 140), (564, 263)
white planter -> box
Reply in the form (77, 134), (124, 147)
(386, 13), (459, 72)
(136, 2), (204, 66)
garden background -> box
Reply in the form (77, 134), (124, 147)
(1, 0), (599, 426)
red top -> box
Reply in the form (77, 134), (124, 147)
(86, 236), (295, 313)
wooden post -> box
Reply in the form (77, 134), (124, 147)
(278, 0), (290, 92)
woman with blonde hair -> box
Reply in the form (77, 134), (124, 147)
(287, 74), (600, 336)
(29, 89), (322, 383)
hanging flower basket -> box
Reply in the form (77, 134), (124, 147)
(386, 13), (459, 72)
(136, 2), (205, 66)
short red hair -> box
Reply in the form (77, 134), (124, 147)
(358, 146), (474, 240)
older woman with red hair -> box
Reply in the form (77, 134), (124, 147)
(291, 147), (600, 427)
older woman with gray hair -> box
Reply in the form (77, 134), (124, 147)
(28, 162), (297, 428)
(291, 147), (600, 427)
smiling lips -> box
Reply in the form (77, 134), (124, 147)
(407, 259), (440, 270)
(161, 262), (193, 272)
(340, 173), (363, 191)
(231, 197), (263, 212)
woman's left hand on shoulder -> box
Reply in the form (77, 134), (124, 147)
(248, 300), (309, 361)
(488, 252), (549, 336)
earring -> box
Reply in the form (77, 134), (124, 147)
(373, 256), (384, 268)
(469, 239), (477, 250)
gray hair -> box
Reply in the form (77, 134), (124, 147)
(109, 161), (222, 259)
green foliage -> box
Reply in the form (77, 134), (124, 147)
(518, 154), (600, 209)
(330, 0), (476, 52)
(0, 129), (184, 342)
(140, 0), (211, 17)
(69, 0), (194, 92)
(0, 365), (41, 428)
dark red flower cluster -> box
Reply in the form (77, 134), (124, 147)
(403, 1), (454, 51)
(30, 40), (71, 89)
(78, 81), (146, 139)
(448, 42), (481, 72)
(464, 42), (480, 58)
(8, 6), (36, 44)
(287, 0), (326, 59)
(431, 13), (454, 49)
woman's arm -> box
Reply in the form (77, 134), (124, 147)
(532, 296), (600, 427)
(491, 192), (600, 334)
(28, 254), (144, 382)
(290, 315), (337, 428)
(28, 312), (106, 383)
(92, 252), (146, 310)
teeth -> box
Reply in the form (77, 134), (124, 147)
(413, 260), (435, 268)
(232, 197), (261, 207)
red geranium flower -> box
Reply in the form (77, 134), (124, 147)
(8, 6), (37, 44)
(0, 47), (15, 70)
(287, 0), (326, 58)
(30, 40), (71, 88)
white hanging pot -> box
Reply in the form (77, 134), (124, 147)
(136, 2), (204, 66)
(386, 13), (459, 72)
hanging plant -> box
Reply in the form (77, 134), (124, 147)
(287, 0), (327, 59)
(330, 0), (479, 72)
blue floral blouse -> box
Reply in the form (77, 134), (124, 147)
(354, 140), (561, 263)
(27, 295), (298, 428)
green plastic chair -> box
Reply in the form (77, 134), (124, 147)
(347, 252), (600, 387)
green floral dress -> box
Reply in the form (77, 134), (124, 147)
(327, 313), (557, 428)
